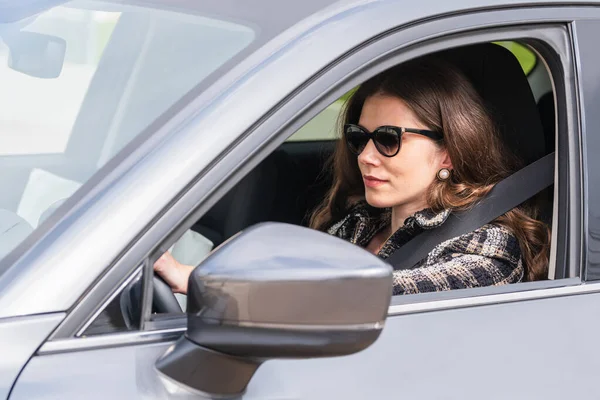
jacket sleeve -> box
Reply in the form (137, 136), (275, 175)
(391, 224), (524, 295)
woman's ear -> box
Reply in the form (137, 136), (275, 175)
(439, 149), (453, 169)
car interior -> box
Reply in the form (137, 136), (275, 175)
(189, 41), (558, 275)
(84, 39), (560, 334)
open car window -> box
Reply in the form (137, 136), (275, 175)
(81, 30), (562, 336)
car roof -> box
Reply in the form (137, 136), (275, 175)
(3, 0), (596, 27)
(124, 0), (599, 19)
(121, 0), (600, 26)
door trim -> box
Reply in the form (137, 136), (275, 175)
(388, 277), (591, 316)
(38, 327), (185, 355)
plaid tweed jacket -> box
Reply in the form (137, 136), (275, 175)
(327, 201), (524, 295)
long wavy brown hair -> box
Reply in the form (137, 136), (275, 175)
(310, 56), (550, 281)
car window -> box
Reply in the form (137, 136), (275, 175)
(495, 41), (537, 75)
(82, 228), (211, 335)
(287, 41), (538, 142)
(186, 39), (558, 288)
(0, 1), (256, 261)
(83, 34), (562, 336)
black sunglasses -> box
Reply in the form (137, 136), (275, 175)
(344, 124), (443, 157)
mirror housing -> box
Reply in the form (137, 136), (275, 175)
(156, 223), (392, 397)
(5, 31), (66, 78)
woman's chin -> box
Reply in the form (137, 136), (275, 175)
(365, 193), (395, 209)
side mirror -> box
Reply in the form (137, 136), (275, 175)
(4, 31), (66, 78)
(156, 223), (392, 397)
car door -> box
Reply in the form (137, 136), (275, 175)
(9, 4), (600, 400)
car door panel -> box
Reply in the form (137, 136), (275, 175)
(13, 291), (600, 399)
(0, 313), (64, 400)
(10, 342), (197, 400)
(244, 293), (599, 400)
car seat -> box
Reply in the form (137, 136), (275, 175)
(537, 91), (556, 154)
(191, 154), (281, 247)
(437, 43), (557, 276)
(436, 43), (547, 165)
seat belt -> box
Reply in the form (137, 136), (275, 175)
(387, 152), (555, 270)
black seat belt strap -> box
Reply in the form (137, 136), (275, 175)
(387, 152), (555, 270)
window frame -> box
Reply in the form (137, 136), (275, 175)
(571, 19), (600, 282)
(48, 9), (582, 344)
(252, 24), (580, 313)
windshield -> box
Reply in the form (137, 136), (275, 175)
(0, 1), (255, 260)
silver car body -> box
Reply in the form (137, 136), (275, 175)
(1, 0), (599, 398)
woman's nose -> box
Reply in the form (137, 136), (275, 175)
(357, 139), (381, 166)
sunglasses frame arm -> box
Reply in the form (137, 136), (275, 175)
(403, 127), (443, 141)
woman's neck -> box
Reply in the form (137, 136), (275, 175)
(390, 201), (428, 233)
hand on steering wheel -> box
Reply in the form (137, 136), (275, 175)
(152, 251), (195, 314)
(152, 274), (182, 314)
(154, 251), (194, 294)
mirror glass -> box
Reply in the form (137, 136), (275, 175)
(5, 31), (66, 78)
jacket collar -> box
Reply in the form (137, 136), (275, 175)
(410, 208), (451, 229)
(350, 200), (450, 230)
(326, 200), (452, 258)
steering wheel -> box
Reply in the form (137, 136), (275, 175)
(120, 273), (182, 329)
(153, 275), (182, 314)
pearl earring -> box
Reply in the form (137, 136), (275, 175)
(437, 168), (451, 181)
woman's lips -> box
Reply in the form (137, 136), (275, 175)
(363, 175), (388, 188)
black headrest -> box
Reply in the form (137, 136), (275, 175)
(437, 43), (546, 165)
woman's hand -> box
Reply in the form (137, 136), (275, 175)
(153, 251), (194, 294)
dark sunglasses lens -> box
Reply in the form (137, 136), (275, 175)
(345, 126), (369, 155)
(374, 128), (400, 156)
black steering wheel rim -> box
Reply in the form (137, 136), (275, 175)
(120, 273), (182, 329)
(153, 275), (183, 314)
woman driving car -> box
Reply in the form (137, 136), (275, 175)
(155, 56), (551, 295)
